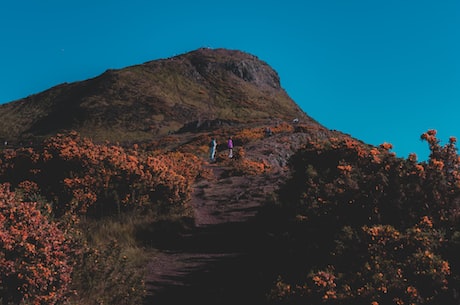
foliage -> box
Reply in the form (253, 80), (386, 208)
(234, 122), (295, 145)
(266, 131), (460, 304)
(0, 132), (210, 304)
(70, 239), (146, 305)
(0, 183), (74, 305)
(222, 147), (270, 176)
(0, 132), (206, 218)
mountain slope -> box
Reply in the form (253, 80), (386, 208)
(0, 48), (315, 143)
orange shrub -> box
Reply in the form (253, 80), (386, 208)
(0, 183), (74, 304)
(223, 147), (269, 176)
(267, 131), (460, 304)
(0, 132), (204, 217)
(234, 122), (295, 145)
(234, 127), (265, 144)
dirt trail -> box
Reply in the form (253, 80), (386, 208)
(143, 162), (283, 305)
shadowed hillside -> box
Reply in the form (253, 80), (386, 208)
(0, 48), (314, 143)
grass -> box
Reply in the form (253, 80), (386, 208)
(0, 48), (311, 144)
(70, 206), (193, 305)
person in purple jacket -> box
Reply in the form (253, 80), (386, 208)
(227, 136), (233, 158)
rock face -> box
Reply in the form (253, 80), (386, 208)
(0, 48), (318, 143)
(188, 49), (281, 89)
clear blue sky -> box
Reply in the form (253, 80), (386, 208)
(1, 1), (459, 160)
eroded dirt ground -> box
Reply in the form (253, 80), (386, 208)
(143, 162), (286, 305)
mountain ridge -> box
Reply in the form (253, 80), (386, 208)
(0, 48), (318, 143)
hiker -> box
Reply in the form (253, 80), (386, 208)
(209, 138), (217, 162)
(227, 136), (233, 158)
(265, 127), (273, 137)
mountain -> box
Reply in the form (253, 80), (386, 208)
(2, 47), (456, 305)
(0, 48), (316, 143)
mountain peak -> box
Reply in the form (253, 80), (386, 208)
(0, 48), (316, 143)
(179, 48), (281, 89)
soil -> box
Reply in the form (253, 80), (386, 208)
(143, 160), (287, 305)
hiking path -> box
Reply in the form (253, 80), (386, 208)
(143, 161), (283, 305)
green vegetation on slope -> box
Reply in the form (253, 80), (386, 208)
(0, 48), (312, 143)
